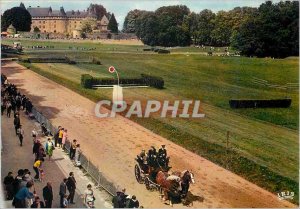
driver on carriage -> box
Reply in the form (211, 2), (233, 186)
(158, 145), (170, 170)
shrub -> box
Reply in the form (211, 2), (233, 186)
(229, 99), (292, 108)
(81, 74), (94, 88)
(141, 74), (164, 89)
(143, 48), (152, 51)
(157, 49), (170, 54)
(68, 61), (76, 65)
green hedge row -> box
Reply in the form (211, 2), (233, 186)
(81, 74), (164, 89)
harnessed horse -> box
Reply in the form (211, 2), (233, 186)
(156, 170), (195, 206)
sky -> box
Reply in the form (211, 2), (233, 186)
(0, 0), (282, 29)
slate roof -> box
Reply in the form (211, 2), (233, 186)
(26, 7), (95, 18)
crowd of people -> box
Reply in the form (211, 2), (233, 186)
(1, 74), (94, 208)
(2, 73), (142, 208)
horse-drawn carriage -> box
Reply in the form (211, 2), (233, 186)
(134, 154), (195, 206)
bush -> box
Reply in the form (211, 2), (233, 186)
(143, 48), (152, 51)
(157, 49), (170, 54)
(92, 57), (101, 65)
(229, 99), (292, 108)
(68, 61), (76, 65)
(141, 74), (164, 89)
(81, 74), (94, 88)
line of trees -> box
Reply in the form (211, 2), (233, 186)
(123, 1), (299, 58)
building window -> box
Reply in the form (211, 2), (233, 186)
(44, 30), (46, 32)
(39, 21), (41, 23)
(43, 21), (45, 23)
(54, 30), (56, 33)
(43, 26), (45, 28)
(54, 25), (56, 28)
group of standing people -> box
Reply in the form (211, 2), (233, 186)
(112, 188), (140, 208)
(3, 169), (53, 208)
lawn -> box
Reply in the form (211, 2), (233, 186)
(6, 38), (298, 203)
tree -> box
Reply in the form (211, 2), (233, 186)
(1, 7), (32, 32)
(87, 4), (107, 20)
(123, 9), (147, 33)
(81, 17), (97, 33)
(108, 13), (118, 33)
(231, 1), (299, 57)
(33, 26), (40, 33)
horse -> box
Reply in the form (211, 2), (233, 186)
(172, 170), (195, 198)
(156, 171), (181, 206)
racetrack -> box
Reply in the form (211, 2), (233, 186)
(2, 61), (296, 208)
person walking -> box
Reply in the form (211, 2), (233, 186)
(33, 158), (44, 181)
(14, 114), (21, 136)
(45, 138), (54, 161)
(31, 128), (38, 143)
(17, 125), (24, 146)
(6, 100), (12, 118)
(3, 171), (14, 200)
(66, 172), (76, 204)
(42, 182), (53, 208)
(62, 194), (69, 208)
(59, 178), (68, 208)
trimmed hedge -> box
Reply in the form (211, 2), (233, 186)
(81, 74), (94, 88)
(229, 99), (292, 108)
(81, 74), (164, 89)
(157, 49), (170, 54)
(141, 74), (164, 89)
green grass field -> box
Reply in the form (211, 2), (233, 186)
(3, 38), (298, 203)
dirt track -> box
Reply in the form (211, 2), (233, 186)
(2, 61), (296, 208)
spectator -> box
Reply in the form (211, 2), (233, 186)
(12, 169), (24, 196)
(33, 158), (44, 181)
(112, 192), (121, 208)
(74, 144), (81, 166)
(3, 171), (14, 200)
(84, 184), (95, 207)
(66, 172), (76, 204)
(63, 194), (69, 208)
(31, 196), (45, 208)
(17, 125), (24, 146)
(62, 129), (68, 150)
(13, 181), (35, 208)
(126, 195), (139, 208)
(54, 126), (61, 147)
(119, 188), (127, 208)
(69, 139), (77, 160)
(45, 138), (54, 161)
(58, 128), (64, 148)
(31, 128), (38, 143)
(33, 140), (41, 159)
(59, 178), (68, 208)
(43, 182), (53, 208)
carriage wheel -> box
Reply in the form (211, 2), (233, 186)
(144, 177), (151, 190)
(135, 164), (143, 184)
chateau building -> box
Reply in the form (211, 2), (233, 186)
(25, 3), (109, 35)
